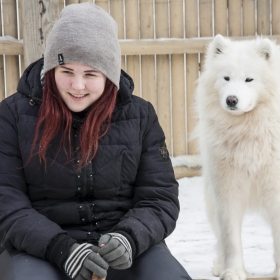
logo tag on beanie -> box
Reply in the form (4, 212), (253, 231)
(58, 54), (64, 65)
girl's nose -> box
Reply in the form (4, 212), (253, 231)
(71, 76), (85, 90)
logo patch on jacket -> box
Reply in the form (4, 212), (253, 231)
(58, 53), (64, 65)
(159, 143), (169, 159)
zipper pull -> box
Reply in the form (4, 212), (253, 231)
(29, 99), (35, 106)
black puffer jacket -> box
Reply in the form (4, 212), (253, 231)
(0, 58), (179, 265)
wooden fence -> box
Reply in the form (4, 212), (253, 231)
(1, 0), (280, 179)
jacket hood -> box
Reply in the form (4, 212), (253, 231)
(17, 57), (44, 104)
(17, 57), (134, 107)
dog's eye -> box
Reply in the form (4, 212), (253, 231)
(224, 77), (230, 81)
(245, 78), (253, 82)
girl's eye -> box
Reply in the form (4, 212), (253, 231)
(245, 78), (253, 82)
(224, 77), (230, 81)
(86, 73), (95, 77)
(62, 71), (73, 74)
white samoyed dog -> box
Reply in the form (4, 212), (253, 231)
(196, 35), (280, 280)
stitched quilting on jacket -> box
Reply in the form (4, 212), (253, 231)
(0, 58), (179, 260)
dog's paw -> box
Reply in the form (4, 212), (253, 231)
(212, 258), (222, 276)
(220, 269), (247, 280)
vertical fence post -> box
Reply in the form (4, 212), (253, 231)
(186, 0), (199, 156)
(170, 0), (186, 157)
(156, 0), (171, 153)
(125, 0), (141, 98)
(140, 0), (157, 110)
(21, 0), (62, 68)
(3, 0), (18, 96)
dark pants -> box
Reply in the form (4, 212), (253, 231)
(0, 242), (192, 280)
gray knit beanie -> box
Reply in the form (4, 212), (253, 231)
(44, 3), (121, 89)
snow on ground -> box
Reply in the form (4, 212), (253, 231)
(165, 176), (275, 279)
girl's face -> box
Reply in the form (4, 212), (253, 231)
(55, 62), (107, 112)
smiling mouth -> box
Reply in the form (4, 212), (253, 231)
(69, 93), (88, 98)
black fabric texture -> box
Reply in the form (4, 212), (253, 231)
(0, 58), (179, 263)
(0, 243), (192, 280)
(0, 249), (69, 280)
(106, 242), (192, 280)
(45, 234), (76, 272)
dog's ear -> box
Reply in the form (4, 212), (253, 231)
(208, 34), (229, 56)
(258, 38), (273, 60)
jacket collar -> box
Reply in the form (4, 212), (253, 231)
(17, 57), (44, 105)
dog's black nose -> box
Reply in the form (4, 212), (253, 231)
(226, 95), (238, 107)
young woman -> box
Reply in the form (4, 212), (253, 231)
(0, 3), (192, 280)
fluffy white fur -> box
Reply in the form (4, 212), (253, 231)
(196, 35), (280, 280)
(170, 154), (201, 168)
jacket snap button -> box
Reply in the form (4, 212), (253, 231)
(95, 222), (98, 226)
(82, 218), (85, 222)
(77, 160), (80, 163)
(77, 175), (81, 178)
(89, 174), (93, 177)
(91, 203), (95, 207)
(79, 205), (83, 209)
(77, 187), (81, 191)
(87, 232), (91, 235)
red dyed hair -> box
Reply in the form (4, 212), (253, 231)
(31, 68), (118, 168)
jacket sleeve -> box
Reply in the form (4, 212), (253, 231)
(113, 102), (180, 258)
(0, 99), (69, 259)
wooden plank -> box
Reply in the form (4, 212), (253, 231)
(199, 0), (212, 37)
(174, 166), (201, 180)
(119, 35), (280, 55)
(155, 0), (171, 152)
(109, 0), (125, 70)
(186, 0), (199, 156)
(59, 1), (65, 11)
(228, 0), (242, 36)
(257, 0), (271, 35)
(109, 1), (124, 37)
(199, 0), (212, 71)
(40, 0), (63, 55)
(66, 0), (79, 4)
(243, 0), (255, 36)
(120, 38), (209, 55)
(272, 0), (280, 35)
(185, 0), (198, 39)
(3, 0), (19, 97)
(2, 35), (280, 57)
(0, 37), (23, 55)
(193, 0), (212, 154)
(170, 0), (186, 157)
(95, 0), (108, 12)
(22, 0), (61, 68)
(214, 0), (227, 35)
(18, 0), (25, 76)
(125, 0), (141, 97)
(140, 0), (157, 109)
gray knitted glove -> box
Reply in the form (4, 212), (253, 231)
(64, 243), (108, 280)
(98, 233), (132, 269)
